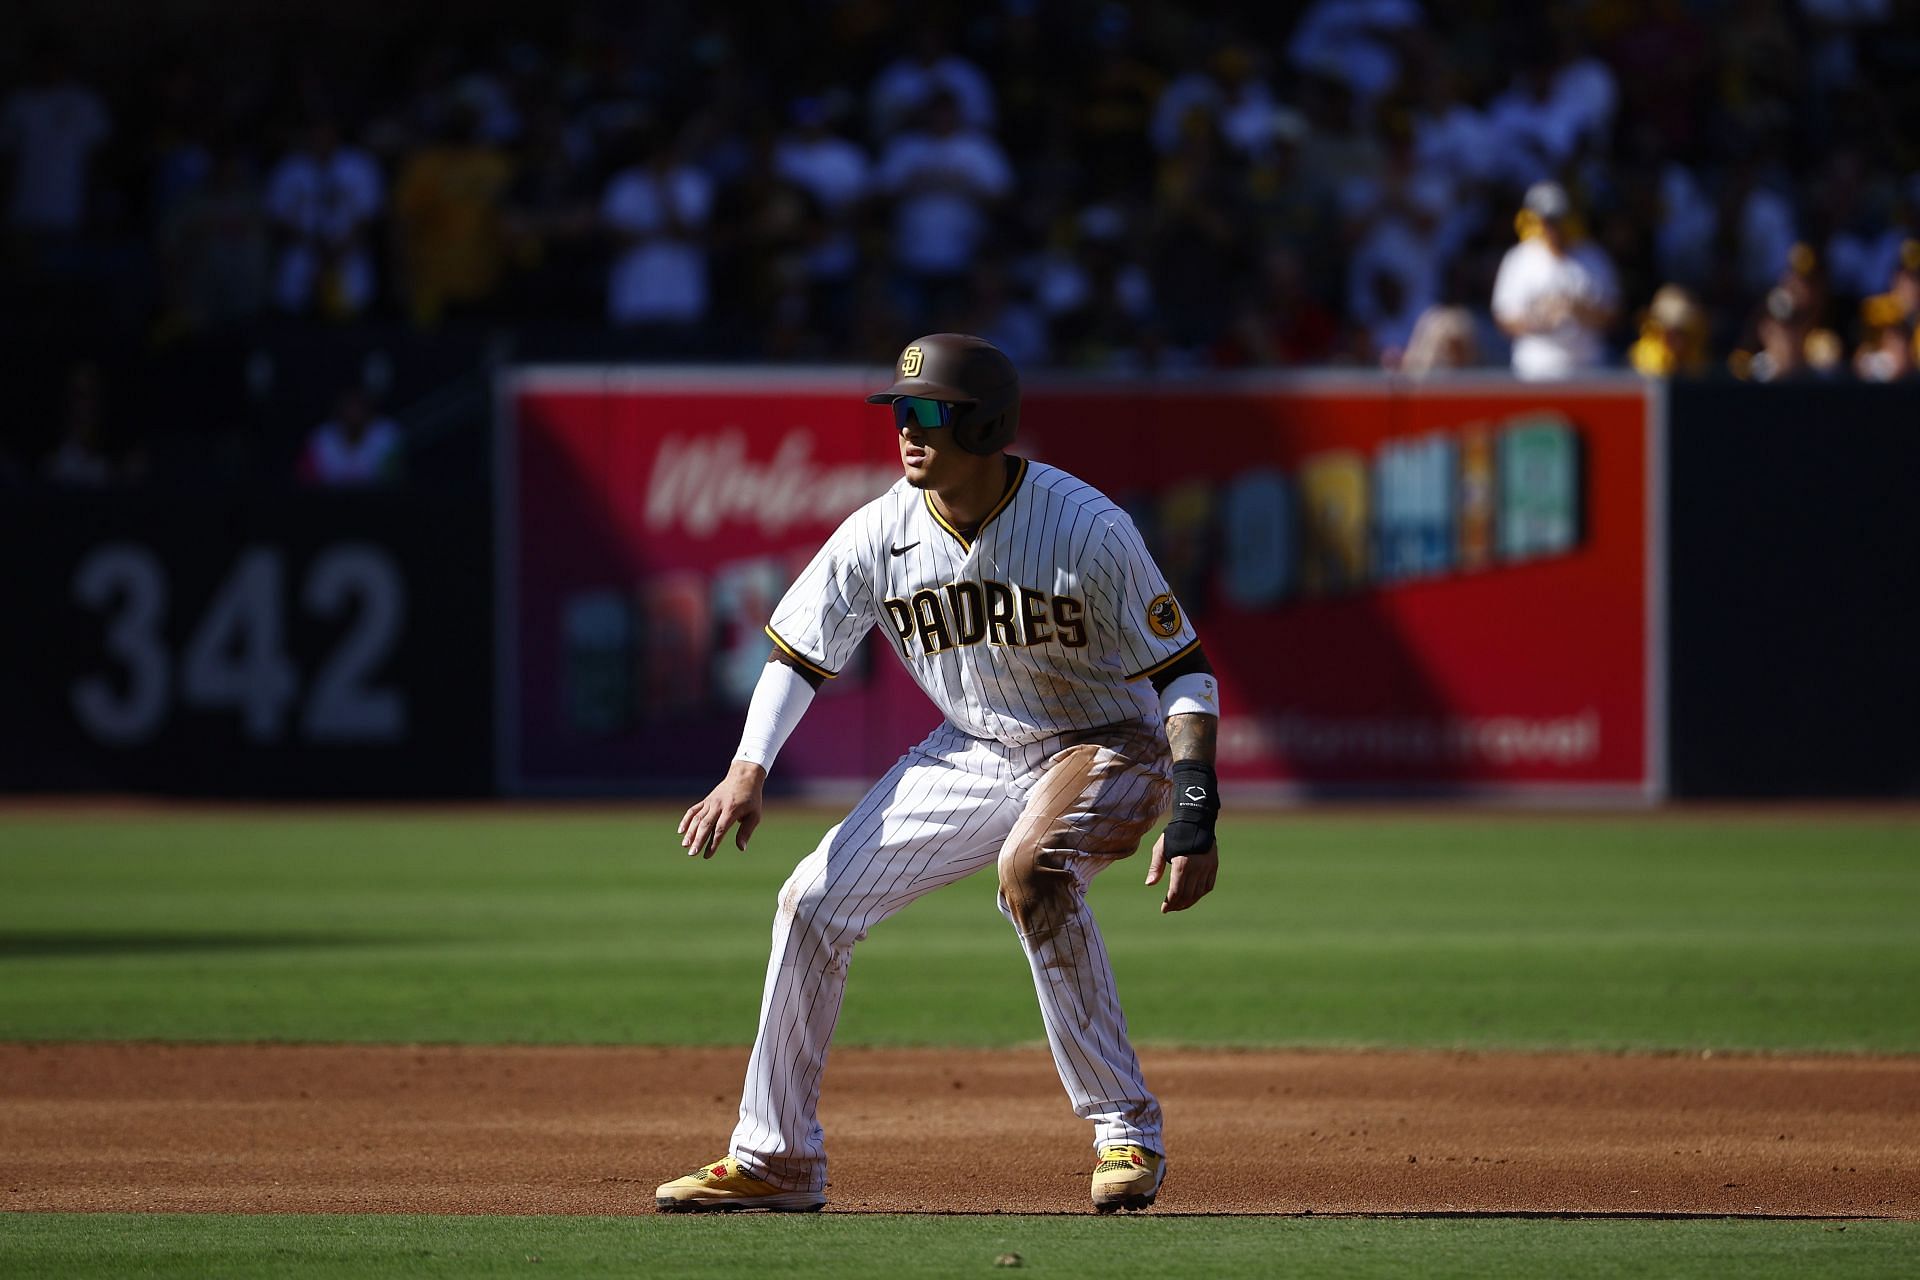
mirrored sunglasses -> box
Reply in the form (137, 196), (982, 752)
(891, 396), (961, 430)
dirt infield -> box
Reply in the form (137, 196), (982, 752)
(4, 1045), (1917, 1217)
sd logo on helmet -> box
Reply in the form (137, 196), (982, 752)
(867, 333), (1020, 456)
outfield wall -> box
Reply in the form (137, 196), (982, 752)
(498, 370), (1661, 801)
(1666, 382), (1920, 797)
(8, 364), (1918, 799)
(0, 488), (493, 796)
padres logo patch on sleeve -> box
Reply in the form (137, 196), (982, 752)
(901, 346), (923, 377)
(1146, 593), (1182, 637)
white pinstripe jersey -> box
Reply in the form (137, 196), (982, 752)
(766, 457), (1200, 747)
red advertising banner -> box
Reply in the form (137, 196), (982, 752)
(499, 370), (1662, 799)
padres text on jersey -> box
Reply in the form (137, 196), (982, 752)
(766, 458), (1200, 746)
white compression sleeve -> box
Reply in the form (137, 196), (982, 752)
(1160, 670), (1221, 722)
(734, 660), (817, 769)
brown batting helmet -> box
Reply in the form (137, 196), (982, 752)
(866, 333), (1020, 455)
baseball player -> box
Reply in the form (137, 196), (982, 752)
(655, 334), (1223, 1214)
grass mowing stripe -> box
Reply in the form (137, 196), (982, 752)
(1, 812), (1916, 1050)
(0, 1214), (1912, 1279)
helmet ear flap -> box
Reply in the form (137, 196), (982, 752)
(952, 403), (1019, 455)
(956, 412), (998, 458)
(953, 412), (989, 455)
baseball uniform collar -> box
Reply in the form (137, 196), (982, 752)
(924, 455), (1028, 552)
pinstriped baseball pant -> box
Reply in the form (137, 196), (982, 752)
(730, 719), (1173, 1193)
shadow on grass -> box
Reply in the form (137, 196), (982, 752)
(0, 931), (408, 959)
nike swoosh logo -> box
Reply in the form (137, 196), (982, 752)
(890, 543), (920, 556)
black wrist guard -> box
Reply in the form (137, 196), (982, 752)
(1163, 758), (1219, 857)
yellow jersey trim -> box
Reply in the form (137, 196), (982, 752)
(1125, 636), (1204, 683)
(764, 626), (837, 679)
(924, 456), (1029, 552)
(924, 491), (968, 548)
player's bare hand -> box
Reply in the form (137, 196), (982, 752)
(1144, 833), (1218, 913)
(678, 761), (767, 859)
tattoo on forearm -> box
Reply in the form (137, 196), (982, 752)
(1167, 712), (1216, 764)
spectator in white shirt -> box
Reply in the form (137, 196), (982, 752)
(1660, 156), (1799, 297)
(1801, 0), (1892, 92)
(1343, 137), (1452, 361)
(868, 30), (995, 138)
(1655, 163), (1718, 290)
(962, 257), (1049, 368)
(1733, 165), (1801, 297)
(1828, 171), (1918, 303)
(265, 121), (384, 317)
(1286, 0), (1426, 110)
(1411, 66), (1493, 187)
(874, 93), (1010, 316)
(1034, 204), (1154, 364)
(1349, 218), (1443, 361)
(601, 128), (714, 329)
(1, 47), (112, 234)
(1492, 182), (1620, 379)
(1549, 33), (1618, 158)
(1484, 59), (1581, 189)
(299, 387), (403, 488)
(774, 99), (870, 230)
(1482, 37), (1616, 192)
(774, 98), (870, 340)
(1150, 50), (1225, 156)
(1150, 45), (1279, 158)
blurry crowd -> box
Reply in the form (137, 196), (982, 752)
(6, 0), (1920, 406)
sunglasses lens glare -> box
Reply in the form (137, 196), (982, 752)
(893, 397), (950, 430)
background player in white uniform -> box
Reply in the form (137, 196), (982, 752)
(656, 334), (1223, 1214)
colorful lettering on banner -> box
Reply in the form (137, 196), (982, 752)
(1499, 416), (1581, 562)
(1299, 451), (1368, 596)
(504, 375), (1656, 797)
(1139, 412), (1589, 606)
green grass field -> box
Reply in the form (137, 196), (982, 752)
(3, 806), (1917, 1276)
(3, 1213), (1912, 1280)
(2, 809), (1916, 1050)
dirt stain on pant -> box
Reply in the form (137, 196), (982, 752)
(999, 735), (1170, 946)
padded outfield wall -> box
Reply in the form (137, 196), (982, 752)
(7, 369), (1917, 799)
(497, 370), (1664, 801)
(0, 489), (493, 796)
(1664, 381), (1920, 798)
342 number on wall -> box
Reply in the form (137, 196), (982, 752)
(71, 543), (407, 746)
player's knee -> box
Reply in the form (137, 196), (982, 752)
(997, 835), (1075, 943)
(774, 872), (857, 974)
(777, 870), (833, 931)
(776, 856), (865, 949)
(775, 831), (839, 926)
(776, 871), (806, 924)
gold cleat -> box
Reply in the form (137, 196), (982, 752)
(1091, 1143), (1166, 1213)
(654, 1154), (826, 1213)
